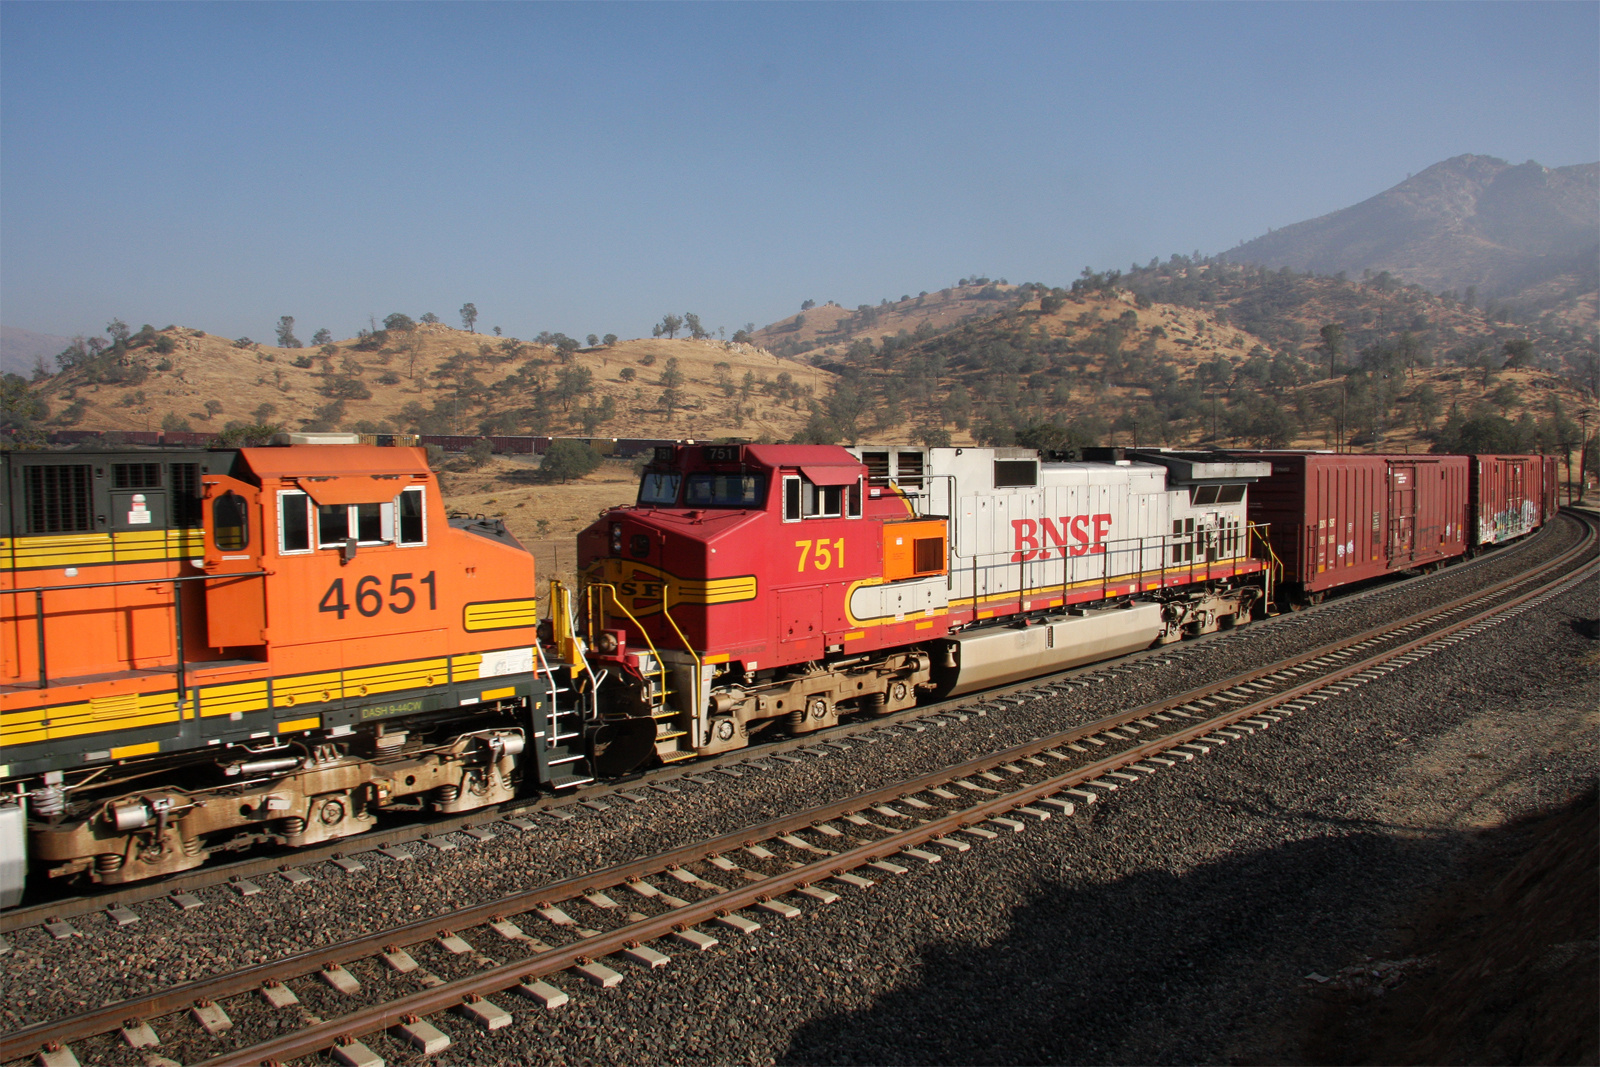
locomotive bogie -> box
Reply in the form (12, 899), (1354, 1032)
(23, 720), (532, 886)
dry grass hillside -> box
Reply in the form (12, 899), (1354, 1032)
(753, 281), (1022, 359)
(28, 324), (834, 442)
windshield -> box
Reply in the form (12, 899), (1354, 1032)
(638, 471), (681, 506)
(684, 472), (767, 509)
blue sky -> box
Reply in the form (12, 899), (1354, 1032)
(3, 2), (1595, 345)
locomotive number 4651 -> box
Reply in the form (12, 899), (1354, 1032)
(319, 571), (438, 619)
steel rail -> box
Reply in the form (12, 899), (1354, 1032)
(6, 512), (1593, 1065)
(2, 512), (1588, 933)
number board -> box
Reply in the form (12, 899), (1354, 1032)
(702, 445), (740, 463)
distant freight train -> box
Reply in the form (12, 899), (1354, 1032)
(18, 429), (680, 459)
(0, 438), (1558, 905)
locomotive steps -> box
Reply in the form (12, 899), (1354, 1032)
(4, 512), (1592, 1067)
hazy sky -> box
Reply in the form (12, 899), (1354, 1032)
(3, 2), (1596, 345)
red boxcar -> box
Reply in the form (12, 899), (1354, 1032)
(489, 436), (537, 455)
(1471, 454), (1559, 547)
(1238, 452), (1470, 598)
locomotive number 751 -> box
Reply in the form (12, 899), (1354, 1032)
(319, 571), (438, 620)
(795, 539), (845, 572)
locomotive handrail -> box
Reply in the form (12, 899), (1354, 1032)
(583, 581), (675, 715)
(1247, 521), (1281, 606)
(7, 570), (268, 696)
(935, 523), (1263, 625)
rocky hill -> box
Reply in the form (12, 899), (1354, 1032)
(752, 280), (1025, 361)
(1220, 154), (1598, 327)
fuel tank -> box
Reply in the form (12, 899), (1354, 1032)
(930, 602), (1164, 697)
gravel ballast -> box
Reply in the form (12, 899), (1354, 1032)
(2, 521), (1593, 1065)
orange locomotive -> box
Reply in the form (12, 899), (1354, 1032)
(0, 438), (583, 905)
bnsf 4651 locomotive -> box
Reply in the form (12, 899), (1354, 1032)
(0, 439), (584, 906)
(576, 444), (1276, 773)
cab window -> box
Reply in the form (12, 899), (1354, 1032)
(279, 491), (312, 553)
(213, 492), (249, 551)
(638, 471), (681, 506)
(397, 487), (426, 545)
(684, 472), (766, 508)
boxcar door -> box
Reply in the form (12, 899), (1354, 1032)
(1387, 463), (1417, 565)
(201, 474), (268, 650)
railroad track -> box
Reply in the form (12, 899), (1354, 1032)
(5, 511), (1593, 1067)
(2, 511), (1583, 931)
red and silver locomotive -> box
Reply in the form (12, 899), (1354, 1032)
(576, 444), (1275, 772)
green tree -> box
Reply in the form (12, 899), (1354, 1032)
(684, 313), (708, 340)
(106, 319), (130, 345)
(460, 303), (478, 332)
(276, 316), (302, 348)
(311, 328), (333, 346)
(384, 313), (416, 332)
(467, 438), (494, 466)
(204, 399), (224, 420)
(161, 412), (192, 432)
(554, 364), (594, 411)
(655, 313), (683, 339)
(420, 312), (441, 324)
(1318, 323), (1344, 378)
(541, 438), (601, 482)
(659, 357), (683, 389)
(0, 373), (49, 432)
(603, 333), (618, 346)
(1501, 338), (1535, 368)
(586, 334), (599, 347)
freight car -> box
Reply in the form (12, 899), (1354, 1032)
(1236, 451), (1560, 606)
(1471, 454), (1560, 548)
(575, 444), (1275, 773)
(0, 436), (587, 906)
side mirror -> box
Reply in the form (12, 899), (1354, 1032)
(341, 538), (358, 564)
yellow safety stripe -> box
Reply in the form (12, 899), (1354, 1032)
(273, 670), (343, 708)
(4, 528), (207, 571)
(462, 598), (540, 632)
(198, 680), (271, 718)
(343, 657), (449, 697)
(0, 690), (182, 747)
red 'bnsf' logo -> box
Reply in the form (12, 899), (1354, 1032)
(1011, 515), (1112, 562)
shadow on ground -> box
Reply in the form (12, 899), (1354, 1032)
(778, 791), (1597, 1066)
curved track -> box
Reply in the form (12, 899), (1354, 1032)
(4, 511), (1592, 1067)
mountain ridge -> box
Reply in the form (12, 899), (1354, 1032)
(1220, 154), (1598, 322)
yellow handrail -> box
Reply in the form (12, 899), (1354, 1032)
(584, 581), (672, 708)
(1247, 521), (1281, 608)
(656, 585), (702, 679)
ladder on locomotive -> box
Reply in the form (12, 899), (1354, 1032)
(537, 583), (598, 789)
(638, 646), (696, 766)
(533, 641), (595, 789)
